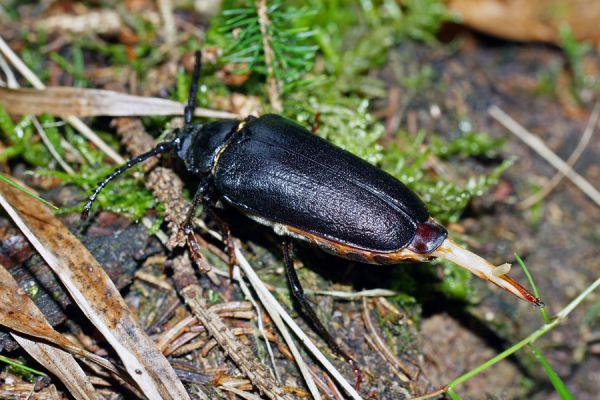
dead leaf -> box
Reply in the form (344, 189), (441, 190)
(36, 10), (122, 36)
(0, 180), (190, 400)
(0, 264), (100, 400)
(447, 0), (600, 44)
(0, 264), (119, 375)
(0, 86), (239, 119)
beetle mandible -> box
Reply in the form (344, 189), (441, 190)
(82, 51), (542, 383)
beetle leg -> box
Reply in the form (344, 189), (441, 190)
(282, 239), (363, 389)
(206, 209), (237, 280)
(221, 222), (236, 280)
(183, 179), (211, 272)
(310, 112), (321, 134)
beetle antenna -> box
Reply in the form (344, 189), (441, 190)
(81, 140), (178, 220)
(184, 50), (202, 127)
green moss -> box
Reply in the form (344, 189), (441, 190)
(0, 108), (53, 167)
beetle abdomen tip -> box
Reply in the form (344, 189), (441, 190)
(407, 219), (448, 254)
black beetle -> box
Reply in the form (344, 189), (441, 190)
(83, 51), (542, 385)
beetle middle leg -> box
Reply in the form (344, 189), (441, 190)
(282, 239), (363, 389)
(206, 209), (237, 279)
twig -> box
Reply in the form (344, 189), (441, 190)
(309, 288), (397, 300)
(233, 262), (321, 400)
(519, 101), (600, 209)
(233, 266), (282, 384)
(157, 0), (177, 50)
(32, 117), (75, 175)
(0, 35), (124, 164)
(361, 297), (411, 383)
(0, 87), (240, 119)
(255, 0), (283, 113)
(0, 54), (18, 87)
(171, 254), (292, 400)
(489, 105), (600, 208)
(233, 245), (363, 400)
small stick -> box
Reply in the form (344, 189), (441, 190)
(233, 265), (282, 383)
(519, 101), (599, 209)
(361, 298), (411, 383)
(157, 0), (176, 49)
(32, 117), (75, 175)
(489, 105), (600, 209)
(255, 0), (283, 113)
(171, 254), (292, 400)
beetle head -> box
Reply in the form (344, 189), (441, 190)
(175, 120), (239, 175)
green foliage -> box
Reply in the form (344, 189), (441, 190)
(292, 96), (385, 164)
(0, 104), (160, 221)
(432, 261), (474, 302)
(515, 253), (551, 323)
(531, 345), (576, 400)
(0, 174), (58, 210)
(36, 128), (162, 221)
(430, 131), (505, 160)
(0, 355), (47, 382)
(215, 0), (318, 94)
(49, 43), (88, 87)
(380, 130), (512, 223)
(559, 24), (592, 98)
(0, 108), (53, 167)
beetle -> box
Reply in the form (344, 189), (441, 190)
(82, 51), (542, 385)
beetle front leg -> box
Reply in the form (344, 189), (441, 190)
(183, 179), (212, 272)
(282, 239), (363, 389)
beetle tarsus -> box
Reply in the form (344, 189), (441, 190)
(184, 223), (211, 272)
(282, 239), (363, 389)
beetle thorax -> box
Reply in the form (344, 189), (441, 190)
(175, 120), (239, 175)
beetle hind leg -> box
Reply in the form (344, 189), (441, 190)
(282, 239), (363, 389)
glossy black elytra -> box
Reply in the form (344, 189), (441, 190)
(83, 51), (542, 387)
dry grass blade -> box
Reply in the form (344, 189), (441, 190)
(519, 101), (600, 209)
(0, 264), (119, 376)
(489, 105), (600, 208)
(233, 264), (321, 400)
(233, 245), (364, 400)
(171, 254), (292, 400)
(0, 180), (190, 400)
(0, 87), (239, 119)
(11, 334), (99, 400)
(0, 264), (100, 400)
(233, 266), (281, 383)
(31, 117), (75, 174)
